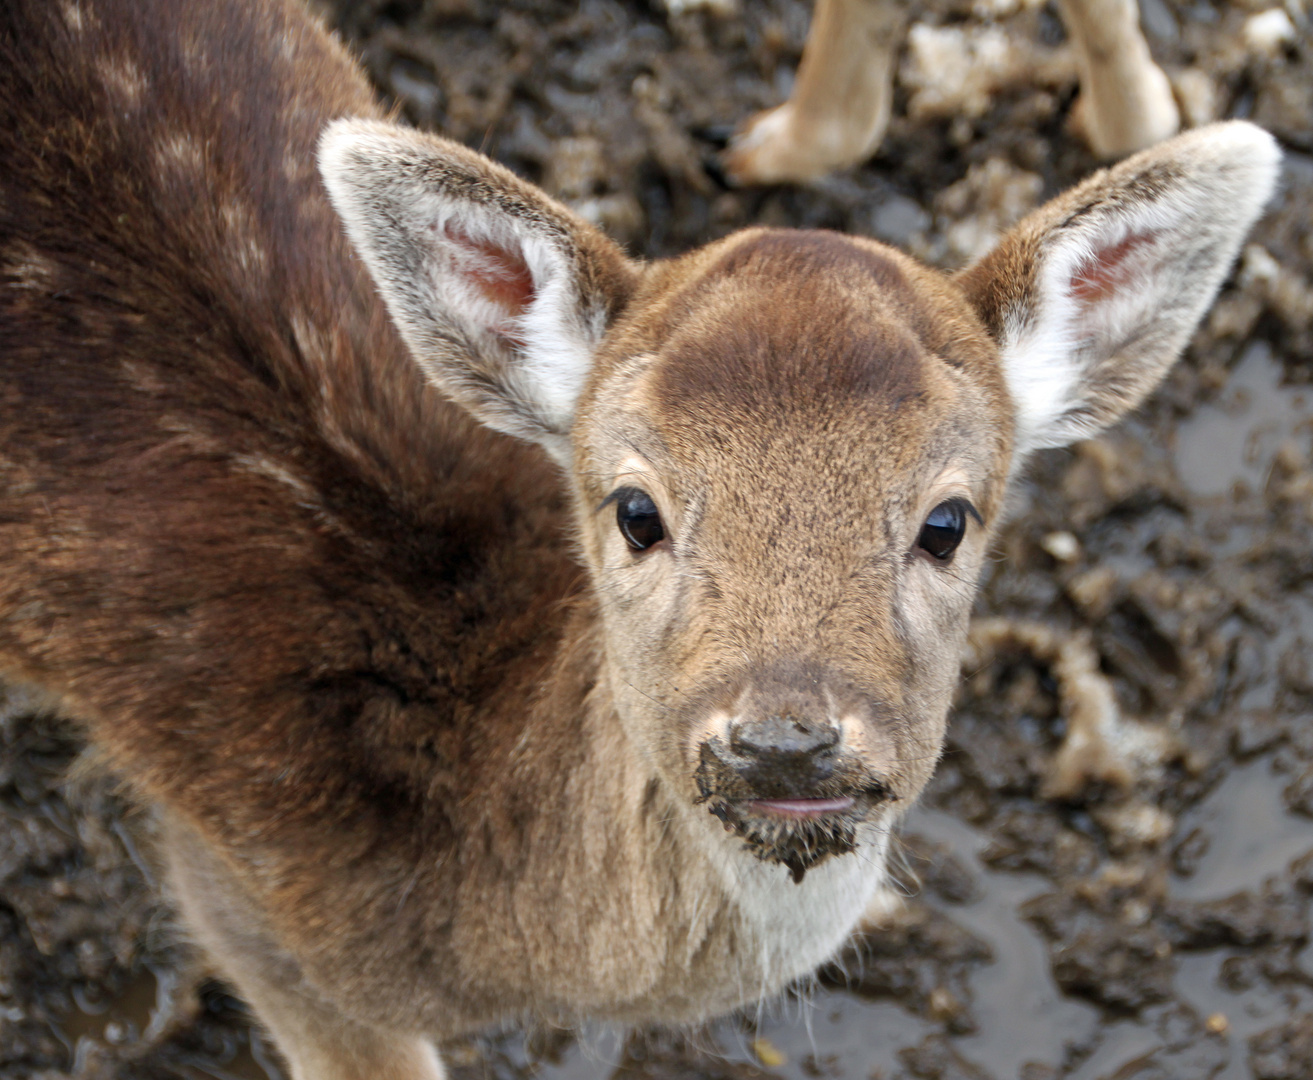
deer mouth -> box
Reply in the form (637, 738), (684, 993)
(694, 740), (894, 884)
(743, 796), (856, 818)
(700, 788), (891, 884)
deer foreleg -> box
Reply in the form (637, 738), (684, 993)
(163, 818), (444, 1080)
(1059, 0), (1180, 158)
(723, 0), (906, 185)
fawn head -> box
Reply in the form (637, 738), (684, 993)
(320, 121), (1277, 882)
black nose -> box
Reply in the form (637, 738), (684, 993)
(730, 713), (839, 760)
(722, 713), (840, 796)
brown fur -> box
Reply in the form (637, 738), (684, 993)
(0, 1), (1278, 1077)
(0, 0), (582, 1041)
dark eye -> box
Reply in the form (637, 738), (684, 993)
(917, 499), (969, 561)
(616, 489), (665, 552)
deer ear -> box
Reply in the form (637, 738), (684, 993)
(955, 121), (1281, 458)
(318, 119), (638, 463)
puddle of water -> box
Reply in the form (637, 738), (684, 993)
(1173, 949), (1313, 1080)
(1172, 757), (1313, 902)
(1063, 1017), (1164, 1080)
(1159, 754), (1313, 1079)
(1062, 957), (1313, 1080)
(908, 809), (1102, 1077)
(709, 995), (931, 1080)
(535, 959), (933, 1080)
(1173, 342), (1312, 499)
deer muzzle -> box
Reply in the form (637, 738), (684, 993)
(693, 711), (896, 883)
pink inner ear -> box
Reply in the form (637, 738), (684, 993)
(1070, 232), (1155, 303)
(443, 222), (536, 321)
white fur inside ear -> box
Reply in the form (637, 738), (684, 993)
(318, 119), (608, 450)
(995, 121), (1281, 456)
(416, 197), (596, 436)
(1002, 202), (1183, 453)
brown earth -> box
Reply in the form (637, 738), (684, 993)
(2, 1), (1311, 1078)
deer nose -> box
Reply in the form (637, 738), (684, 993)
(725, 713), (840, 795)
(730, 713), (839, 760)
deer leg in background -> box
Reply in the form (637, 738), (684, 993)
(1059, 0), (1180, 158)
(722, 0), (906, 185)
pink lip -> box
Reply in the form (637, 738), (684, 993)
(741, 796), (855, 819)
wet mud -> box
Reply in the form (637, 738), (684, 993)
(3, 0), (1312, 1077)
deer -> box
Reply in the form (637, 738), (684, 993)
(723, 0), (1182, 185)
(0, 0), (1279, 1077)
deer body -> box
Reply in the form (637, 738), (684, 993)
(0, 0), (1279, 1078)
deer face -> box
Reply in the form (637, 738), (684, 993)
(319, 118), (1278, 881)
(573, 230), (1011, 878)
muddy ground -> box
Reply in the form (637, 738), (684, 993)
(2, 0), (1312, 1077)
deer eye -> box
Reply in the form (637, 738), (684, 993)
(616, 488), (665, 551)
(917, 499), (970, 561)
